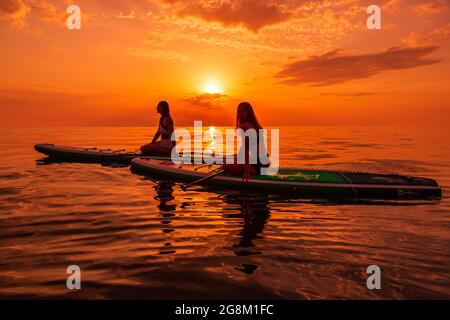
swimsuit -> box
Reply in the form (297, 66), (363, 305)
(159, 118), (174, 148)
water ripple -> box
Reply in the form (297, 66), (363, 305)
(0, 127), (449, 299)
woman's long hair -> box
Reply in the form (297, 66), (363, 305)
(235, 102), (269, 165)
(236, 102), (263, 130)
(158, 100), (170, 119)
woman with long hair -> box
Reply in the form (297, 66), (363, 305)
(222, 102), (269, 181)
(140, 101), (175, 155)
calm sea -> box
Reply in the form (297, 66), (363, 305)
(0, 126), (449, 299)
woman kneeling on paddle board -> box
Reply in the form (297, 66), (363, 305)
(140, 101), (175, 155)
(222, 102), (269, 181)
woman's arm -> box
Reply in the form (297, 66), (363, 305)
(151, 128), (161, 144)
(241, 122), (255, 181)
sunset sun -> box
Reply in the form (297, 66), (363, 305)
(203, 82), (222, 94)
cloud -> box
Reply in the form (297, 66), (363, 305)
(0, 0), (30, 26)
(0, 0), (366, 58)
(125, 47), (189, 62)
(116, 10), (136, 19)
(383, 0), (403, 12)
(275, 46), (441, 86)
(0, 0), (24, 14)
(0, 0), (161, 27)
(430, 23), (450, 40)
(166, 0), (292, 32)
(182, 93), (228, 108)
(144, 31), (167, 47)
(298, 91), (395, 101)
(413, 1), (449, 15)
(136, 0), (364, 60)
(320, 92), (379, 97)
(403, 23), (450, 46)
(0, 0), (65, 27)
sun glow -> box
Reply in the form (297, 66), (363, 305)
(203, 82), (222, 94)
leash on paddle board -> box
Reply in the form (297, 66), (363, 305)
(180, 169), (225, 191)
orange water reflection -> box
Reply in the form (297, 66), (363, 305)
(0, 127), (449, 299)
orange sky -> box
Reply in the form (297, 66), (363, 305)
(0, 0), (449, 126)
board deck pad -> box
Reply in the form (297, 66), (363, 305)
(253, 168), (345, 184)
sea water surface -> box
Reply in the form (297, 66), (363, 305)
(0, 126), (449, 299)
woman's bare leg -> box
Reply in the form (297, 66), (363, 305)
(222, 164), (256, 175)
(140, 143), (172, 155)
